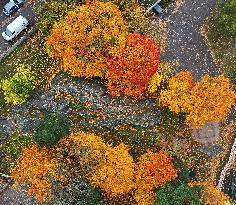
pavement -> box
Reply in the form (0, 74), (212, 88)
(0, 0), (37, 58)
(160, 0), (220, 81)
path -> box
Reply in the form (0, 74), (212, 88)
(161, 0), (220, 81)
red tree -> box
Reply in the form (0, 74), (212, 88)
(107, 33), (160, 97)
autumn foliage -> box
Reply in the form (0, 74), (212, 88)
(134, 150), (178, 204)
(59, 132), (178, 202)
(189, 181), (231, 205)
(62, 132), (107, 170)
(89, 143), (135, 196)
(11, 144), (57, 203)
(47, 1), (127, 77)
(60, 132), (135, 196)
(107, 33), (160, 96)
(186, 74), (236, 126)
(160, 71), (235, 127)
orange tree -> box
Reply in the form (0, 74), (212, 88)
(46, 1), (127, 78)
(88, 143), (135, 197)
(159, 72), (235, 127)
(134, 150), (178, 204)
(10, 144), (58, 203)
(107, 33), (160, 97)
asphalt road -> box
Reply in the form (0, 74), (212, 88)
(0, 0), (36, 56)
(160, 0), (220, 81)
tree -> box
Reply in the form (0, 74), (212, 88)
(62, 132), (108, 171)
(147, 72), (163, 94)
(11, 144), (58, 203)
(89, 143), (135, 196)
(46, 1), (128, 77)
(134, 150), (177, 204)
(59, 132), (135, 196)
(186, 74), (235, 127)
(159, 72), (235, 127)
(1, 64), (35, 105)
(159, 71), (194, 114)
(100, 0), (136, 11)
(188, 181), (231, 205)
(34, 113), (71, 148)
(107, 33), (160, 97)
(153, 183), (202, 205)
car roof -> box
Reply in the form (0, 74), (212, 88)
(7, 15), (28, 32)
(4, 1), (16, 11)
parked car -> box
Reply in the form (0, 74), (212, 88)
(2, 15), (29, 41)
(152, 3), (163, 14)
(3, 0), (24, 16)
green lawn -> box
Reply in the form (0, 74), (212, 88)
(206, 1), (236, 87)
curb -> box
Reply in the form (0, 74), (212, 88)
(0, 27), (36, 63)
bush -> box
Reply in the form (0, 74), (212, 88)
(34, 113), (71, 148)
(153, 166), (202, 205)
(1, 64), (35, 105)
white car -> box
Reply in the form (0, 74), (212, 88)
(3, 0), (24, 16)
(2, 15), (29, 41)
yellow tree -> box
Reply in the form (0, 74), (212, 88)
(189, 181), (231, 205)
(47, 1), (128, 78)
(159, 71), (194, 114)
(186, 74), (236, 127)
(89, 143), (135, 196)
(62, 132), (108, 169)
(159, 72), (235, 127)
(10, 144), (58, 203)
(59, 132), (135, 196)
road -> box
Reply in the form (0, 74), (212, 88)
(160, 0), (220, 81)
(0, 0), (36, 57)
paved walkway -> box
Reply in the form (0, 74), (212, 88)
(161, 0), (220, 81)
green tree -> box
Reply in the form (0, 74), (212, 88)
(153, 168), (202, 205)
(34, 112), (71, 148)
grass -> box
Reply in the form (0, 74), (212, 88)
(206, 3), (236, 87)
(0, 31), (57, 87)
